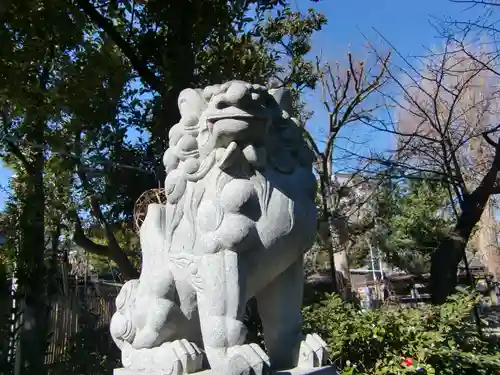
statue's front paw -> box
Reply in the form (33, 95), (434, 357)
(226, 343), (271, 375)
(122, 339), (204, 375)
(298, 333), (329, 368)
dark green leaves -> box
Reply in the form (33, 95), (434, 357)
(303, 291), (500, 375)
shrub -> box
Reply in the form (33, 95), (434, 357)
(302, 291), (500, 375)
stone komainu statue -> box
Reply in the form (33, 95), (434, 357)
(110, 81), (330, 375)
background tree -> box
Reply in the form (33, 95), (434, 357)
(446, 0), (500, 284)
(319, 175), (454, 277)
(70, 0), (327, 164)
(305, 52), (390, 294)
(63, 0), (327, 278)
(0, 0), (84, 371)
(374, 178), (453, 275)
(446, 0), (500, 78)
(372, 39), (500, 303)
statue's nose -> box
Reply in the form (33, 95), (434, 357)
(215, 81), (252, 109)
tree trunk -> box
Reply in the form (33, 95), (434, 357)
(332, 215), (351, 296)
(431, 142), (500, 304)
(318, 172), (338, 294)
(18, 154), (48, 375)
(430, 230), (469, 305)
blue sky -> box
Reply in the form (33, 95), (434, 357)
(297, 0), (487, 172)
(0, 0), (484, 209)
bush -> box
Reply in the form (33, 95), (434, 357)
(302, 291), (500, 375)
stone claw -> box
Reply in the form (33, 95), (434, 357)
(171, 339), (204, 373)
(298, 333), (328, 368)
(225, 343), (271, 375)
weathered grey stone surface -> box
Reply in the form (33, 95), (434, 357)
(110, 81), (329, 375)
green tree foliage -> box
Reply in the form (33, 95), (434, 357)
(67, 0), (326, 278)
(378, 179), (454, 275)
(303, 292), (500, 375)
(310, 176), (453, 277)
(74, 0), (327, 151)
(0, 1), (91, 371)
(346, 178), (453, 275)
(84, 223), (141, 276)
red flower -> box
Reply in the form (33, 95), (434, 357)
(402, 357), (414, 367)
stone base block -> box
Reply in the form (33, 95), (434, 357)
(114, 366), (337, 375)
(274, 366), (337, 375)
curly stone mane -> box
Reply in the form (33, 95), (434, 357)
(158, 81), (314, 253)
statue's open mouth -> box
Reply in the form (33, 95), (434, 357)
(206, 114), (267, 133)
(204, 107), (269, 147)
(206, 106), (267, 125)
(206, 113), (266, 123)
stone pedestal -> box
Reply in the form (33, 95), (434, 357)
(274, 366), (337, 375)
(114, 366), (337, 375)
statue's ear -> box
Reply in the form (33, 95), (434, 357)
(269, 86), (294, 115)
(177, 88), (206, 118)
(218, 142), (243, 171)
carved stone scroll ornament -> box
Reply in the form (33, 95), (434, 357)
(110, 81), (333, 375)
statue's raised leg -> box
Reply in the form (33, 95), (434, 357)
(197, 249), (271, 375)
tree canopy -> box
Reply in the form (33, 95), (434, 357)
(0, 1), (327, 372)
